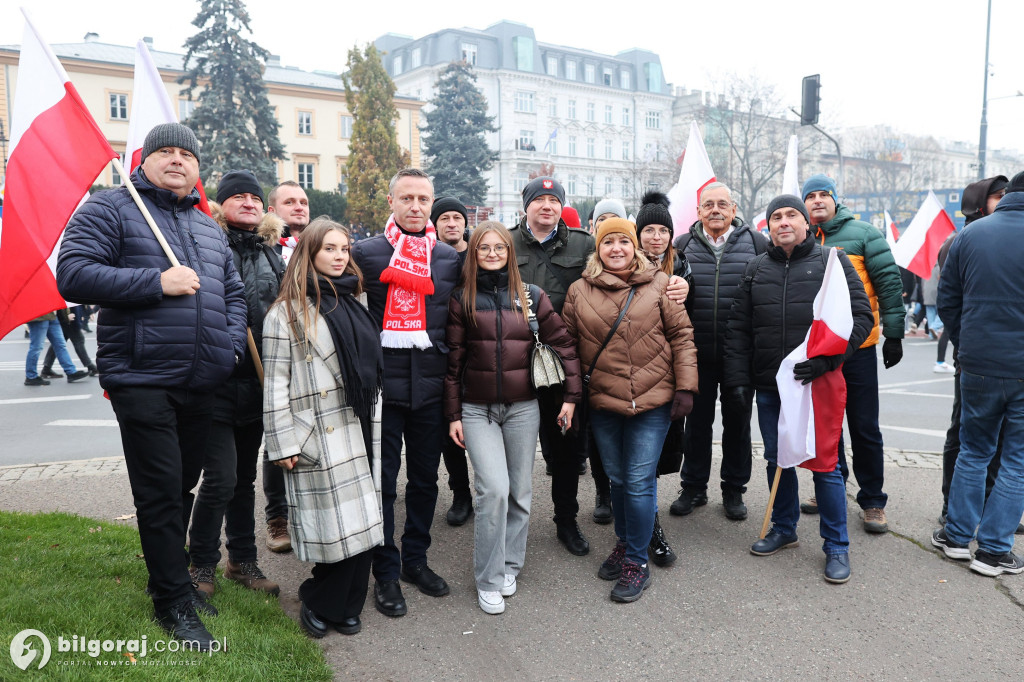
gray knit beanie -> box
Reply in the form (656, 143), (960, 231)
(142, 123), (201, 165)
(593, 198), (627, 222)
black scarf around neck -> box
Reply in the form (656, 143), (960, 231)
(307, 273), (383, 421)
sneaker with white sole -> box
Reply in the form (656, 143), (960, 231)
(969, 550), (1024, 577)
(477, 589), (505, 614)
(931, 528), (970, 560)
(500, 574), (517, 597)
(933, 362), (955, 374)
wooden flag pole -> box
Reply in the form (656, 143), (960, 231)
(759, 465), (783, 540)
(113, 156), (264, 383)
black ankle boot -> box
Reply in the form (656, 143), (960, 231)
(648, 513), (677, 567)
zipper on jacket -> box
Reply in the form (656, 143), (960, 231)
(172, 202), (203, 384)
(711, 256), (722, 361)
(781, 259), (790, 360)
(493, 285), (503, 401)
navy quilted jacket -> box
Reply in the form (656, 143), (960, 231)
(56, 169), (247, 391)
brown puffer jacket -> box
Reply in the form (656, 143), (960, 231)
(444, 273), (582, 422)
(562, 267), (698, 416)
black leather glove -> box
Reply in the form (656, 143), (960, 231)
(882, 338), (903, 368)
(793, 357), (836, 385)
(670, 391), (695, 421)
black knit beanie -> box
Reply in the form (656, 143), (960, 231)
(216, 170), (264, 204)
(431, 196), (468, 225)
(142, 122), (201, 165)
(635, 191), (674, 238)
(765, 194), (810, 225)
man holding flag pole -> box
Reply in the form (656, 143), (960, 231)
(723, 195), (873, 583)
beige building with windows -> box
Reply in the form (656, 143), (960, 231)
(0, 34), (423, 190)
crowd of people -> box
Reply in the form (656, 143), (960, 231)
(42, 122), (1023, 650)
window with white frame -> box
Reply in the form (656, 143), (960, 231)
(519, 130), (535, 150)
(603, 68), (613, 86)
(566, 60), (576, 80)
(585, 176), (594, 195)
(567, 175), (578, 195)
(411, 48), (421, 69)
(622, 141), (630, 160)
(620, 70), (631, 89)
(461, 42), (478, 65)
(621, 178), (630, 198)
(111, 163), (122, 186)
(393, 55), (403, 75)
(178, 99), (196, 122)
(298, 163), (315, 189)
(547, 56), (558, 76)
(549, 138), (558, 155)
(109, 93), (128, 120)
(586, 102), (595, 122)
(513, 172), (529, 192)
(604, 105), (613, 124)
(568, 135), (577, 156)
(298, 110), (313, 135)
(568, 99), (577, 119)
(605, 139), (613, 160)
(549, 97), (558, 117)
(645, 110), (661, 129)
(340, 115), (353, 138)
(514, 91), (535, 113)
(604, 176), (613, 196)
(586, 138), (595, 158)
(622, 107), (631, 126)
(584, 64), (595, 83)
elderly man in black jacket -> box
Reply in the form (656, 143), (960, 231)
(723, 195), (873, 584)
(352, 168), (461, 617)
(670, 181), (767, 521)
(56, 123), (247, 648)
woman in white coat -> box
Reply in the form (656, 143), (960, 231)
(263, 218), (384, 638)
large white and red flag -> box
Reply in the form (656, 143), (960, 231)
(125, 39), (211, 215)
(782, 134), (800, 197)
(891, 191), (955, 279)
(883, 209), (898, 250)
(776, 248), (853, 471)
(0, 11), (118, 339)
(667, 121), (715, 232)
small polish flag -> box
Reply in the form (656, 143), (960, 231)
(753, 211), (768, 235)
(883, 209), (898, 249)
(667, 121), (716, 232)
(775, 248), (853, 471)
(891, 191), (955, 280)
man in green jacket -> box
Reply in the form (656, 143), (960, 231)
(802, 174), (905, 533)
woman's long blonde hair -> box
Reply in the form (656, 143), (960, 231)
(272, 218), (364, 342)
(460, 221), (531, 326)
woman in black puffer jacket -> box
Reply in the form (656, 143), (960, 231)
(444, 222), (581, 616)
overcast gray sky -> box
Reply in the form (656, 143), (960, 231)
(5, 0), (1022, 155)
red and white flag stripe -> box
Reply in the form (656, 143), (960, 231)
(891, 191), (955, 280)
(884, 209), (898, 250)
(667, 121), (715, 232)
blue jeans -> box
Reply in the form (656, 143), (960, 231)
(757, 391), (849, 556)
(26, 319), (76, 378)
(946, 370), (1024, 555)
(589, 403), (671, 565)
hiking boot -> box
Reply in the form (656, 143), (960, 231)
(555, 520), (590, 556)
(969, 550), (1024, 577)
(610, 560), (651, 603)
(446, 494), (473, 526)
(824, 552), (851, 584)
(224, 560), (280, 596)
(592, 490), (612, 525)
(41, 368), (63, 379)
(153, 600), (215, 651)
(931, 528), (970, 560)
(669, 487), (707, 516)
(266, 517), (292, 553)
(598, 540), (627, 581)
(723, 489), (748, 520)
(800, 496), (819, 514)
(648, 513), (677, 567)
(863, 508), (889, 534)
(189, 564), (216, 599)
(24, 376), (50, 386)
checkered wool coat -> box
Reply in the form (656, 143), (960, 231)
(262, 300), (383, 564)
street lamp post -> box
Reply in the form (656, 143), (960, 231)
(977, 0), (992, 180)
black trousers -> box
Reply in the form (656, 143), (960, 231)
(537, 386), (582, 524)
(300, 549), (373, 622)
(441, 435), (471, 497)
(108, 386), (213, 610)
(263, 455), (289, 521)
(188, 419), (263, 566)
(373, 402), (445, 581)
(681, 363), (753, 494)
(941, 367), (1002, 511)
(43, 308), (92, 371)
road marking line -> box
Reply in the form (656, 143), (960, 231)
(880, 390), (954, 399)
(880, 424), (947, 438)
(878, 377), (955, 389)
(0, 395), (92, 405)
(46, 419), (118, 427)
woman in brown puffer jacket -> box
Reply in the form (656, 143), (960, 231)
(562, 217), (698, 604)
(444, 222), (581, 616)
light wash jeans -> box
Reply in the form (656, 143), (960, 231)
(26, 319), (76, 379)
(462, 400), (540, 591)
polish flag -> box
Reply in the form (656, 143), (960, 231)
(782, 134), (800, 197)
(883, 209), (898, 249)
(667, 121), (715, 232)
(891, 191), (955, 280)
(0, 11), (118, 339)
(752, 211), (768, 235)
(125, 39), (211, 215)
(775, 248), (852, 471)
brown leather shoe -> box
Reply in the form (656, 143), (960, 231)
(863, 508), (889, 534)
(266, 517), (292, 553)
(189, 564), (216, 599)
(224, 560), (280, 596)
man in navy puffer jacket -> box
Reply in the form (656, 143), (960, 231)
(57, 123), (246, 649)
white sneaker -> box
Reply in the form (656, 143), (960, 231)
(933, 362), (955, 374)
(500, 573), (517, 597)
(478, 589), (505, 614)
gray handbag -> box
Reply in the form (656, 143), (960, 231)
(524, 287), (566, 391)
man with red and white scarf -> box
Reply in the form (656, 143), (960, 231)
(352, 168), (461, 618)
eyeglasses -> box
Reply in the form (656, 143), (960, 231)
(700, 200), (733, 211)
(477, 244), (508, 255)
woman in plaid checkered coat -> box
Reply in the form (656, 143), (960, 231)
(263, 219), (384, 637)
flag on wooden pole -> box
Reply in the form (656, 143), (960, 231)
(667, 122), (715, 232)
(0, 10), (118, 338)
(891, 191), (955, 280)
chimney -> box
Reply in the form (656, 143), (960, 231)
(267, 54), (281, 67)
(143, 37), (153, 46)
(84, 32), (99, 42)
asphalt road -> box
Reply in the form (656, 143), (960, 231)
(0, 325), (952, 468)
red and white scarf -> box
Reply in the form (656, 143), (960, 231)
(379, 213), (436, 349)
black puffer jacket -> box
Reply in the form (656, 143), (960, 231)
(352, 231), (461, 409)
(673, 218), (767, 367)
(443, 272), (581, 421)
(510, 218), (595, 314)
(212, 206), (286, 424)
(722, 232), (873, 392)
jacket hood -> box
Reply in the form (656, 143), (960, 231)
(962, 175), (1009, 224)
(210, 201), (284, 246)
(814, 203), (855, 236)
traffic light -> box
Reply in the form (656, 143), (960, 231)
(801, 74), (821, 126)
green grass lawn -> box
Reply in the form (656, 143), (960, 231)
(0, 511), (332, 681)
